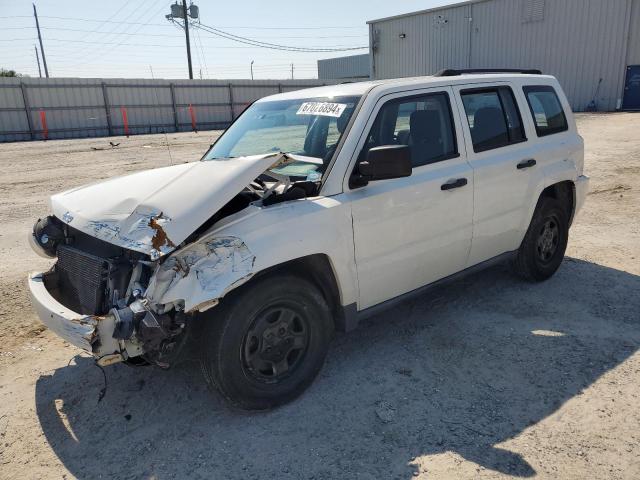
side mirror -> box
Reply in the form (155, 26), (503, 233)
(357, 145), (412, 183)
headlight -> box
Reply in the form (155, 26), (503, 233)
(29, 216), (64, 258)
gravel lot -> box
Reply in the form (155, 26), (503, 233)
(0, 113), (639, 479)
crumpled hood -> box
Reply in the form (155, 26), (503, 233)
(51, 153), (286, 259)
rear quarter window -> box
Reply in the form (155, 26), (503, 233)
(523, 86), (569, 137)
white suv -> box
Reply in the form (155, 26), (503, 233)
(29, 70), (589, 409)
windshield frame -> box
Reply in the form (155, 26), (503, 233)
(200, 94), (364, 183)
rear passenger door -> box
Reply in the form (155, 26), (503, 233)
(452, 83), (544, 266)
(347, 87), (474, 310)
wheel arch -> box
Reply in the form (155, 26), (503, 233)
(517, 179), (576, 249)
(238, 253), (355, 333)
(539, 180), (576, 225)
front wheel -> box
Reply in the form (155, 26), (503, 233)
(199, 273), (333, 410)
(512, 197), (569, 281)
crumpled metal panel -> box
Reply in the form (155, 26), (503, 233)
(145, 236), (256, 312)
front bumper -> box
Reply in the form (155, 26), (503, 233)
(28, 272), (126, 365)
(28, 272), (97, 351)
(574, 174), (590, 217)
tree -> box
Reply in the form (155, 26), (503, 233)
(0, 69), (21, 77)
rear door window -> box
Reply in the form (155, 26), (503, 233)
(523, 85), (569, 136)
(460, 87), (526, 153)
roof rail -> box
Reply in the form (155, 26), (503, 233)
(434, 68), (542, 77)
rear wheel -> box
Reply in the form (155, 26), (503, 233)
(512, 197), (569, 281)
(200, 273), (333, 410)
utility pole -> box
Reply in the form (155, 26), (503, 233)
(34, 45), (42, 78)
(182, 0), (193, 79)
(33, 3), (49, 77)
(250, 60), (254, 80)
(291, 63), (294, 80)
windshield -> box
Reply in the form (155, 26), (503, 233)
(204, 95), (360, 180)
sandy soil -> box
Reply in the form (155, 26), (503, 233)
(0, 115), (639, 479)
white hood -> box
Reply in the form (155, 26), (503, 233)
(51, 153), (290, 259)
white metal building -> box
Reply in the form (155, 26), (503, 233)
(367, 0), (640, 111)
(317, 54), (370, 80)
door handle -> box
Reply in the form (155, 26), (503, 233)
(441, 178), (468, 191)
(517, 158), (537, 169)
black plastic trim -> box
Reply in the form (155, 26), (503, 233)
(441, 177), (468, 190)
(338, 303), (359, 332)
(517, 159), (537, 169)
(435, 68), (542, 77)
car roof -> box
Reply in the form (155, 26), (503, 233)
(257, 73), (556, 102)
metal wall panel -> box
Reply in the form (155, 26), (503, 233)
(0, 111), (30, 141)
(470, 0), (631, 111)
(0, 80), (28, 142)
(173, 84), (229, 104)
(370, 5), (471, 79)
(628, 0), (640, 65)
(176, 105), (230, 131)
(0, 78), (334, 142)
(0, 84), (26, 108)
(369, 0), (637, 111)
(318, 54), (370, 79)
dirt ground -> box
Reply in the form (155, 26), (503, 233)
(0, 114), (639, 479)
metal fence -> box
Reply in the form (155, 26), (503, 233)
(0, 77), (336, 142)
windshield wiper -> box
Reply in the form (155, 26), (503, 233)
(277, 152), (323, 165)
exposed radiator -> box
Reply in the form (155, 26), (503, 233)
(55, 245), (109, 315)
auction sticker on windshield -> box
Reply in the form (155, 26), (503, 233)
(296, 102), (347, 117)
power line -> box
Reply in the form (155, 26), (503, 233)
(5, 37), (365, 50)
(1, 6), (363, 78)
(62, 0), (174, 68)
(63, 0), (134, 59)
(3, 25), (368, 39)
(193, 22), (368, 52)
(193, 25), (210, 78)
(0, 15), (367, 29)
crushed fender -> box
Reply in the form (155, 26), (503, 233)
(146, 236), (256, 313)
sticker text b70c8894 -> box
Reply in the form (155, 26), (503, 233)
(296, 102), (347, 118)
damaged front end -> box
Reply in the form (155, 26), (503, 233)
(29, 216), (258, 367)
(28, 218), (187, 367)
(28, 153), (317, 368)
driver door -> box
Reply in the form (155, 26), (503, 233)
(346, 87), (474, 310)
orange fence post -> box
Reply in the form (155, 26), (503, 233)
(39, 110), (48, 140)
(189, 104), (197, 132)
(120, 107), (129, 136)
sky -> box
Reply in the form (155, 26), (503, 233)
(0, 0), (454, 80)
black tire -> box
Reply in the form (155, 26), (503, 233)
(512, 197), (569, 281)
(199, 273), (333, 410)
